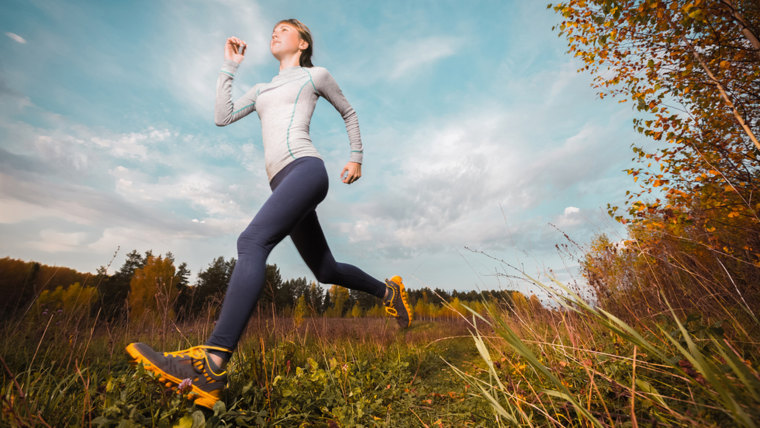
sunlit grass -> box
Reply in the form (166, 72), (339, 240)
(3, 247), (760, 426)
(451, 267), (760, 427)
(1, 304), (489, 426)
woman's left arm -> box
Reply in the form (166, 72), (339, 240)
(313, 68), (363, 183)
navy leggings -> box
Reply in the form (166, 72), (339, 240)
(206, 157), (386, 352)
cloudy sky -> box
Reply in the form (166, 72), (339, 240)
(1, 0), (640, 295)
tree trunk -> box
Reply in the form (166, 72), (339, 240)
(721, 0), (760, 62)
(683, 35), (760, 152)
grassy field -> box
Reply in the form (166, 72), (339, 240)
(2, 280), (760, 427)
(1, 310), (492, 427)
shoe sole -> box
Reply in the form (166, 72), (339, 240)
(398, 281), (413, 328)
(125, 343), (221, 409)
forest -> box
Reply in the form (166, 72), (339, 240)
(0, 253), (523, 324)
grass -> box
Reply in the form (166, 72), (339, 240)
(1, 310), (493, 427)
(3, 272), (760, 426)
(455, 272), (760, 427)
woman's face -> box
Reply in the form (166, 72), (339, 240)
(270, 23), (306, 59)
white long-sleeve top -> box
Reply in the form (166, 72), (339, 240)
(214, 59), (363, 180)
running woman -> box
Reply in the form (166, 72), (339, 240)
(126, 19), (412, 409)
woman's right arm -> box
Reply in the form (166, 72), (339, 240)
(214, 37), (258, 126)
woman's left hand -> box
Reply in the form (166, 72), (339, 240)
(340, 162), (362, 184)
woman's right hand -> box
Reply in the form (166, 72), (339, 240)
(225, 36), (247, 64)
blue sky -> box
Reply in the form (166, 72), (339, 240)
(1, 0), (640, 296)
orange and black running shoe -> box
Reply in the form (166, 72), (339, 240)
(383, 275), (413, 328)
(125, 342), (229, 409)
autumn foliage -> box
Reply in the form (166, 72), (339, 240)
(37, 282), (98, 316)
(552, 0), (760, 319)
(0, 257), (94, 320)
(128, 254), (182, 325)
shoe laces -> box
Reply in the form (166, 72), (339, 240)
(383, 285), (395, 306)
(164, 346), (232, 378)
(163, 346), (206, 360)
(383, 282), (408, 317)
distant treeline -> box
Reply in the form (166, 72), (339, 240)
(0, 252), (529, 323)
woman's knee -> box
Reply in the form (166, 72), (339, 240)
(237, 229), (269, 255)
(313, 265), (339, 284)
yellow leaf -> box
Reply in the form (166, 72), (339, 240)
(173, 415), (194, 428)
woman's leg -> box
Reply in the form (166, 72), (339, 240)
(290, 210), (386, 298)
(205, 157), (328, 352)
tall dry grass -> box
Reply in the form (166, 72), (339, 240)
(453, 248), (760, 427)
(1, 283), (479, 427)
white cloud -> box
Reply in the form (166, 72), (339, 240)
(111, 166), (248, 219)
(547, 61), (586, 104)
(34, 229), (88, 253)
(0, 115), (263, 247)
(157, 0), (271, 115)
(0, 198), (47, 223)
(1, 115), (175, 171)
(34, 135), (90, 171)
(91, 127), (173, 160)
(0, 171), (101, 226)
(388, 36), (462, 80)
(88, 226), (185, 255)
(5, 32), (26, 44)
(328, 91), (631, 260)
(531, 123), (617, 187)
(556, 206), (582, 227)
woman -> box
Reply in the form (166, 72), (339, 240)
(126, 19), (412, 409)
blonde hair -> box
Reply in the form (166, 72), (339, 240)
(275, 19), (313, 67)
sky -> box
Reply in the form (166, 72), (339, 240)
(0, 0), (641, 297)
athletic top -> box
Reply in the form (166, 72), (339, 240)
(214, 59), (363, 180)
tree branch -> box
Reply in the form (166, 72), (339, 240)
(720, 0), (760, 62)
(682, 36), (760, 153)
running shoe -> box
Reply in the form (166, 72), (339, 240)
(383, 276), (413, 328)
(125, 342), (229, 409)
